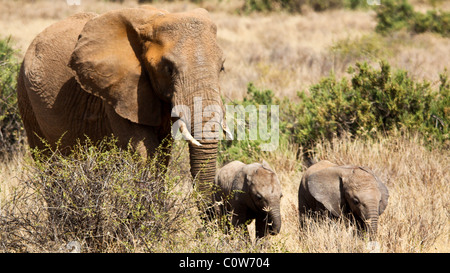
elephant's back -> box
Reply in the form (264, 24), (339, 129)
(302, 160), (337, 180)
(19, 13), (100, 147)
(22, 12), (97, 106)
(299, 160), (337, 192)
(216, 161), (245, 194)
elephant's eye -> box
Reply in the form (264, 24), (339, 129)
(220, 58), (225, 73)
(160, 56), (174, 76)
(256, 193), (263, 200)
(164, 64), (174, 76)
(353, 197), (360, 205)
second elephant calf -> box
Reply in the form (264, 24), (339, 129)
(298, 160), (389, 237)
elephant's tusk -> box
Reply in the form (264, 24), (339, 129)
(223, 127), (233, 140)
(221, 120), (234, 140)
(179, 120), (202, 147)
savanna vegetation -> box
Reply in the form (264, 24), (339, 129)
(0, 0), (448, 252)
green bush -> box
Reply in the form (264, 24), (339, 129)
(307, 0), (344, 11)
(329, 34), (390, 71)
(241, 0), (349, 13)
(291, 61), (449, 149)
(375, 0), (414, 34)
(375, 0), (450, 37)
(221, 61), (448, 160)
(412, 9), (450, 37)
(137, 0), (204, 3)
(0, 37), (24, 158)
(219, 83), (283, 164)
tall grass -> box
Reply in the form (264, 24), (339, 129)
(2, 133), (447, 252)
(306, 132), (449, 252)
(260, 132), (447, 253)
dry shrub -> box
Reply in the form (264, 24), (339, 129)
(0, 138), (197, 252)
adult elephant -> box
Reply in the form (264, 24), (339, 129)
(17, 7), (228, 208)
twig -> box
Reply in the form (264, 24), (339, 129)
(431, 114), (445, 129)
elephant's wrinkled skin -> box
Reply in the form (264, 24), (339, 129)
(17, 7), (226, 209)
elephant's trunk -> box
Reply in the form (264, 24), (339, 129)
(366, 211), (379, 239)
(176, 83), (222, 219)
(268, 205), (282, 235)
(189, 140), (218, 204)
(369, 216), (378, 236)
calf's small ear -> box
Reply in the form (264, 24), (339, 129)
(308, 167), (346, 217)
(261, 160), (273, 171)
(243, 163), (261, 185)
(376, 177), (389, 215)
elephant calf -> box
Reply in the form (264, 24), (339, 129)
(214, 160), (283, 239)
(298, 160), (389, 236)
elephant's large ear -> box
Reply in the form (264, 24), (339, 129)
(307, 167), (345, 217)
(69, 8), (164, 126)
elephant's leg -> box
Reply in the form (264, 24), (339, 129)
(217, 205), (233, 235)
(255, 214), (269, 239)
(230, 209), (252, 239)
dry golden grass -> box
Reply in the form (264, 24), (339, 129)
(285, 133), (448, 253)
(0, 0), (449, 252)
(251, 132), (448, 253)
(215, 9), (378, 99)
(0, 151), (27, 207)
(2, 133), (448, 253)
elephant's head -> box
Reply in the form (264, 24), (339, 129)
(243, 161), (283, 238)
(68, 7), (226, 202)
(308, 166), (389, 237)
